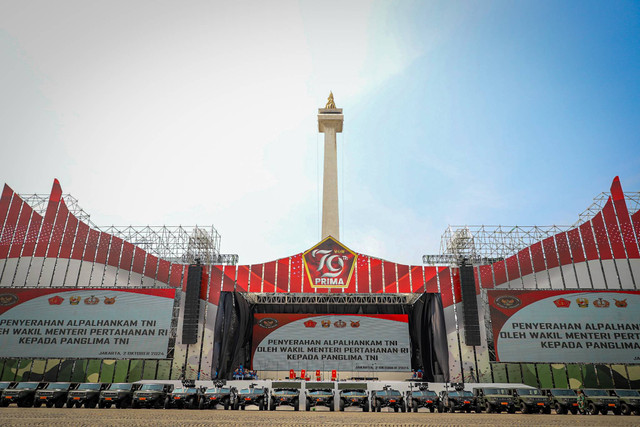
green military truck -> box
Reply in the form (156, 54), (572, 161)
(509, 387), (551, 414)
(611, 390), (640, 416)
(582, 389), (620, 415)
(34, 382), (78, 408)
(473, 386), (516, 413)
(543, 389), (579, 414)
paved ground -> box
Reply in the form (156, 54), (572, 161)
(1, 408), (639, 426)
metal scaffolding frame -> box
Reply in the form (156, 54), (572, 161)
(19, 193), (238, 266)
(426, 192), (640, 264)
(243, 292), (422, 306)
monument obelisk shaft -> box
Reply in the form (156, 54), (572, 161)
(318, 92), (343, 240)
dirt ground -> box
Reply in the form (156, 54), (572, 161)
(1, 407), (639, 427)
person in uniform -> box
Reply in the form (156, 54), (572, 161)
(577, 389), (587, 414)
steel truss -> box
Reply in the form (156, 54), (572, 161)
(20, 193), (238, 266)
(243, 292), (422, 305)
(575, 191), (640, 226)
(429, 192), (640, 263)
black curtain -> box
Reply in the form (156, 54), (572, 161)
(212, 292), (449, 381)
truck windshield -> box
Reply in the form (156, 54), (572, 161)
(140, 384), (164, 391)
(77, 383), (101, 390)
(108, 383), (132, 390)
(15, 383), (38, 389)
(173, 388), (197, 394)
(552, 389), (576, 396)
(517, 389), (541, 395)
(413, 391), (437, 397)
(46, 383), (71, 390)
(483, 388), (508, 395)
(615, 390), (640, 397)
(206, 388), (229, 393)
(585, 390), (608, 397)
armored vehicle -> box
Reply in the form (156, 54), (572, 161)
(1, 382), (45, 407)
(338, 383), (369, 412)
(582, 389), (620, 415)
(509, 387), (550, 414)
(67, 383), (108, 408)
(34, 382), (77, 408)
(234, 384), (268, 410)
(612, 389), (640, 415)
(131, 383), (174, 409)
(371, 386), (406, 412)
(200, 382), (236, 410)
(164, 385), (203, 409)
(439, 388), (477, 413)
(406, 385), (440, 413)
(474, 387), (515, 413)
(305, 382), (334, 411)
(542, 389), (579, 414)
(0, 382), (15, 396)
(99, 383), (141, 408)
(269, 381), (301, 411)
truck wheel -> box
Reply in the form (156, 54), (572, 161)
(376, 400), (381, 412)
(306, 400), (311, 411)
(555, 403), (565, 414)
(449, 401), (455, 413)
(507, 406), (516, 414)
(55, 400), (65, 408)
(164, 397), (171, 409)
(339, 399), (345, 411)
(330, 402), (334, 412)
(121, 399), (130, 409)
(363, 402), (369, 412)
(466, 408), (471, 413)
(430, 406), (435, 413)
(621, 403), (631, 415)
(588, 403), (598, 415)
(570, 407), (578, 415)
(223, 399), (229, 410)
(86, 400), (97, 409)
(233, 401), (239, 410)
(486, 403), (493, 413)
(413, 401), (418, 412)
(293, 399), (299, 411)
(132, 400), (139, 409)
(520, 402), (529, 414)
(601, 408), (608, 415)
(394, 406), (398, 412)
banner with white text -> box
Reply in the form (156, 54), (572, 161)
(488, 290), (640, 363)
(251, 313), (411, 371)
(0, 288), (175, 359)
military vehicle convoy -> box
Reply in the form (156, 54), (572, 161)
(1, 378), (639, 416)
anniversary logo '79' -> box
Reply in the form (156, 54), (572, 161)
(303, 237), (357, 289)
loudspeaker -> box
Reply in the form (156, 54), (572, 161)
(181, 263), (202, 345)
(459, 263), (482, 346)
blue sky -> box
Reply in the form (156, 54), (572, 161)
(1, 0), (638, 265)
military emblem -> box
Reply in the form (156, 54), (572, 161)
(303, 320), (317, 328)
(321, 320), (331, 328)
(258, 318), (278, 328)
(48, 295), (64, 305)
(350, 320), (360, 328)
(0, 293), (18, 306)
(69, 296), (81, 305)
(334, 320), (346, 328)
(495, 295), (521, 309)
(104, 296), (116, 305)
(84, 296), (99, 305)
(553, 298), (571, 308)
(576, 298), (589, 308)
(614, 299), (627, 308)
(593, 298), (610, 308)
